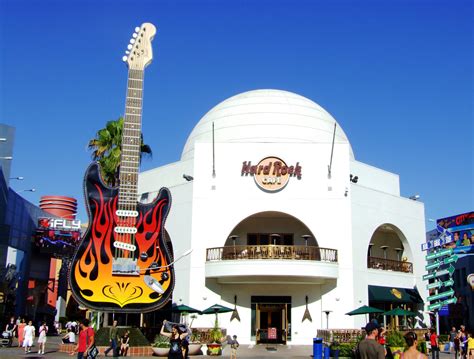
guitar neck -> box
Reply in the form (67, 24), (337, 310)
(118, 68), (144, 210)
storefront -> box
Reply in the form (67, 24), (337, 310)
(138, 89), (428, 344)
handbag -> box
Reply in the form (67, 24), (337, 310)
(85, 327), (99, 359)
(86, 345), (99, 359)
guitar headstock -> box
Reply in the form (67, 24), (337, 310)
(122, 23), (156, 70)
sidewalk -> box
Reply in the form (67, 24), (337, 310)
(0, 335), (457, 359)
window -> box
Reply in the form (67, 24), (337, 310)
(247, 233), (293, 245)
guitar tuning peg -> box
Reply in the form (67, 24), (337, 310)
(130, 39), (136, 44)
(127, 44), (133, 50)
(132, 33), (138, 38)
(125, 51), (130, 54)
(122, 56), (128, 62)
(135, 26), (140, 32)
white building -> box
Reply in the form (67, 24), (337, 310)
(138, 89), (427, 345)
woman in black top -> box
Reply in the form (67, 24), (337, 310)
(160, 321), (187, 359)
(120, 330), (130, 356)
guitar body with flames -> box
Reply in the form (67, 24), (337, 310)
(69, 162), (174, 312)
(69, 23), (175, 312)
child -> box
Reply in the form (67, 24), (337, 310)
(230, 335), (239, 359)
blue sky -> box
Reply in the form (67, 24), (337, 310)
(0, 0), (472, 227)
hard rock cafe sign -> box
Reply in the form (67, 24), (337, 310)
(241, 156), (302, 192)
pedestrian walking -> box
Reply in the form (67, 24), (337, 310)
(430, 329), (439, 359)
(104, 320), (119, 357)
(70, 319), (95, 359)
(22, 320), (35, 354)
(358, 322), (385, 359)
(451, 328), (458, 353)
(230, 335), (239, 359)
(17, 319), (25, 348)
(37, 321), (48, 354)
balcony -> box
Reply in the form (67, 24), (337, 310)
(205, 245), (339, 284)
(367, 256), (413, 273)
(206, 245), (338, 262)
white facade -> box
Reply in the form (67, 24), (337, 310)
(138, 89), (427, 345)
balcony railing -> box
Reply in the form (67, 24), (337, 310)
(206, 245), (338, 263)
(367, 256), (413, 273)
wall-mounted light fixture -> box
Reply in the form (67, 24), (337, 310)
(409, 194), (420, 200)
(183, 174), (194, 181)
(349, 174), (358, 183)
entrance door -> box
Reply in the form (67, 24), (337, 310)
(256, 303), (287, 344)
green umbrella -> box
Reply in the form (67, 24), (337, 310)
(383, 307), (416, 329)
(383, 308), (416, 316)
(346, 305), (384, 324)
(202, 304), (234, 327)
(346, 305), (384, 316)
(172, 304), (202, 314)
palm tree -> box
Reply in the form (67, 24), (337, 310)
(88, 117), (152, 186)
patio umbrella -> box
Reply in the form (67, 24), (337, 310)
(172, 304), (202, 314)
(383, 307), (416, 329)
(346, 305), (384, 316)
(202, 304), (234, 326)
(346, 305), (384, 324)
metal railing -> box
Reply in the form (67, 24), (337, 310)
(367, 256), (413, 273)
(206, 245), (338, 263)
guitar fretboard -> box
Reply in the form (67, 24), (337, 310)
(118, 69), (144, 211)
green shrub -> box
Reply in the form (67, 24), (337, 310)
(338, 342), (357, 357)
(438, 334), (449, 343)
(418, 341), (427, 354)
(386, 331), (406, 348)
(152, 334), (170, 348)
(94, 327), (149, 346)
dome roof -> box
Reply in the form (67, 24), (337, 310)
(181, 89), (354, 160)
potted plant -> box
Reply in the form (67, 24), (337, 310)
(206, 319), (224, 356)
(151, 334), (170, 356)
(188, 331), (203, 356)
(386, 330), (406, 359)
(330, 341), (340, 358)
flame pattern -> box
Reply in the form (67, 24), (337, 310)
(69, 163), (174, 312)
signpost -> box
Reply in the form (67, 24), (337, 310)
(422, 227), (459, 336)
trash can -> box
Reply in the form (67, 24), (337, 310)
(313, 338), (323, 359)
(324, 345), (330, 359)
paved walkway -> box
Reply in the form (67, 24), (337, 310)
(0, 336), (457, 359)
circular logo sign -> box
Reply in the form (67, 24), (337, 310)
(254, 157), (291, 192)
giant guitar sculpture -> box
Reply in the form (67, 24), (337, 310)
(69, 23), (174, 312)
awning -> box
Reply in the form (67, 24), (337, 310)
(368, 285), (423, 304)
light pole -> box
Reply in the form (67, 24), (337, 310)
(323, 310), (332, 329)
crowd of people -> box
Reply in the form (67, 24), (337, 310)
(444, 325), (474, 359)
(356, 320), (474, 359)
(3, 316), (50, 354)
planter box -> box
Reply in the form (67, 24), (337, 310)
(206, 343), (222, 356)
(188, 343), (203, 355)
(152, 347), (170, 356)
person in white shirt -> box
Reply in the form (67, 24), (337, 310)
(23, 320), (35, 353)
(62, 329), (76, 344)
(37, 322), (48, 355)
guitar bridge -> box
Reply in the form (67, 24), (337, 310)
(112, 258), (140, 276)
